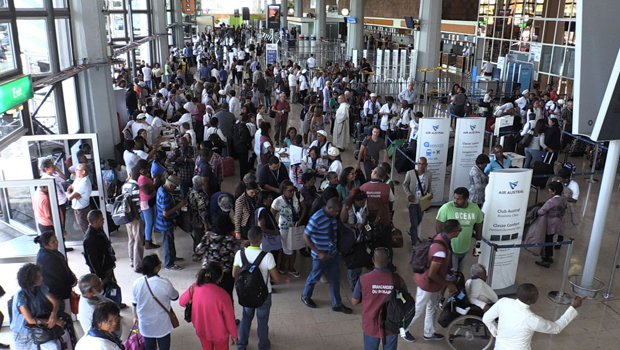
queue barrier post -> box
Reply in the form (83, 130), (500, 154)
(548, 239), (574, 305)
(585, 143), (600, 184)
(603, 233), (620, 299)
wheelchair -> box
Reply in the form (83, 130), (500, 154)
(439, 272), (495, 350)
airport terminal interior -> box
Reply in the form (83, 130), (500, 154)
(1, 0), (620, 349)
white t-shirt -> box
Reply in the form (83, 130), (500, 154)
(132, 121), (147, 138)
(71, 176), (92, 209)
(142, 67), (152, 81)
(176, 113), (193, 129)
(123, 150), (141, 176)
(134, 149), (149, 160)
(233, 247), (276, 293)
(566, 180), (579, 200)
(40, 173), (67, 205)
(132, 276), (179, 338)
(328, 159), (343, 177)
(254, 129), (262, 157)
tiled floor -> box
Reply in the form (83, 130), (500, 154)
(2, 102), (620, 350)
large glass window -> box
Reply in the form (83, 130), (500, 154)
(131, 0), (148, 10)
(0, 23), (17, 74)
(132, 13), (149, 38)
(0, 107), (23, 141)
(109, 14), (127, 39)
(14, 0), (44, 8)
(53, 0), (67, 7)
(16, 19), (50, 75)
(29, 86), (58, 134)
(55, 18), (73, 70)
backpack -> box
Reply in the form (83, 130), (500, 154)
(381, 274), (416, 336)
(235, 249), (269, 308)
(207, 128), (227, 149)
(409, 238), (448, 274)
(300, 104), (309, 121)
(111, 193), (135, 225)
(232, 122), (251, 154)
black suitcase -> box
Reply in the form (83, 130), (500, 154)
(532, 161), (554, 189)
(395, 146), (416, 173)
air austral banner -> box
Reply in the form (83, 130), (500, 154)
(450, 117), (485, 196)
(479, 169), (533, 289)
(416, 118), (450, 205)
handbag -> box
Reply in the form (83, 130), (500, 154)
(413, 169), (432, 211)
(184, 285), (194, 323)
(124, 323), (145, 350)
(144, 277), (180, 328)
(282, 225), (306, 251)
(26, 320), (64, 345)
(70, 290), (80, 315)
(519, 131), (533, 146)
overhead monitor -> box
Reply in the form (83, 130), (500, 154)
(267, 4), (281, 29)
(346, 17), (357, 24)
(405, 16), (415, 29)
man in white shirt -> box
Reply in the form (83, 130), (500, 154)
(228, 90), (241, 117)
(123, 139), (141, 177)
(483, 283), (584, 350)
(407, 111), (423, 150)
(67, 163), (92, 234)
(233, 227), (288, 350)
(77, 273), (117, 333)
(363, 93), (381, 124)
(398, 82), (420, 106)
(465, 264), (498, 311)
(142, 63), (152, 89)
(515, 90), (530, 116)
(379, 96), (398, 138)
(306, 54), (316, 69)
(398, 100), (412, 140)
(482, 61), (494, 76)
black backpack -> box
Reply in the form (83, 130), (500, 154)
(382, 274), (416, 336)
(232, 121), (251, 154)
(409, 238), (448, 274)
(207, 128), (227, 149)
(235, 249), (269, 308)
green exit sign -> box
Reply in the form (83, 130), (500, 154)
(0, 75), (33, 114)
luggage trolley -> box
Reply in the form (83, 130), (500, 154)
(438, 272), (494, 350)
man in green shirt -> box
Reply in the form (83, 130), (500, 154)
(436, 187), (484, 273)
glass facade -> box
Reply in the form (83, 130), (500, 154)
(104, 0), (154, 69)
(478, 0), (577, 87)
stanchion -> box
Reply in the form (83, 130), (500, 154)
(603, 233), (620, 299)
(486, 242), (497, 287)
(548, 239), (574, 304)
(585, 144), (599, 184)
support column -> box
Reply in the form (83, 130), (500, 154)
(314, 0), (325, 39)
(151, 0), (169, 65)
(294, 0), (303, 17)
(70, 0), (121, 160)
(346, 0), (364, 57)
(281, 0), (288, 31)
(173, 1), (185, 47)
(416, 0), (442, 81)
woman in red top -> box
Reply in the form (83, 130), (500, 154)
(180, 262), (238, 350)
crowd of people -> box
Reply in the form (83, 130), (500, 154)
(5, 23), (590, 350)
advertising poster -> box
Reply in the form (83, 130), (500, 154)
(400, 49), (408, 79)
(449, 117), (485, 196)
(266, 43), (279, 64)
(416, 118), (450, 205)
(267, 5), (281, 29)
(392, 49), (399, 79)
(376, 49), (383, 78)
(478, 169), (533, 290)
(384, 50), (390, 80)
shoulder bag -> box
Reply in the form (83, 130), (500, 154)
(413, 170), (432, 211)
(184, 285), (194, 323)
(144, 277), (180, 328)
(26, 318), (64, 345)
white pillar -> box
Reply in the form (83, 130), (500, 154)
(346, 0), (364, 57)
(69, 0), (121, 160)
(416, 0), (442, 81)
(314, 0), (326, 39)
(281, 0), (288, 31)
(581, 140), (620, 289)
(294, 0), (303, 17)
(174, 2), (185, 47)
(151, 0), (169, 64)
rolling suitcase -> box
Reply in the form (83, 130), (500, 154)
(532, 161), (554, 189)
(222, 157), (235, 177)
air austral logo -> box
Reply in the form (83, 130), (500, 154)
(432, 125), (439, 131)
(499, 181), (524, 194)
(470, 124), (476, 131)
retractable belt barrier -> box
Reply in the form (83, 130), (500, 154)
(481, 237), (575, 304)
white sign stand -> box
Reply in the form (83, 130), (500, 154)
(450, 117), (486, 196)
(416, 118), (451, 205)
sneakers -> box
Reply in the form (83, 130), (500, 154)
(301, 295), (317, 308)
(423, 333), (444, 341)
(401, 331), (416, 342)
(332, 305), (353, 314)
(320, 274), (329, 283)
(166, 264), (183, 270)
(144, 240), (160, 249)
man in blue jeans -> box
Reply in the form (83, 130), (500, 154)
(301, 198), (353, 314)
(155, 175), (187, 271)
(233, 227), (288, 350)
